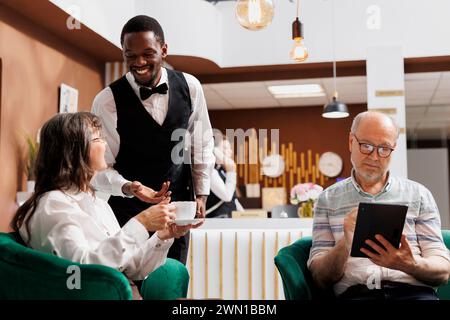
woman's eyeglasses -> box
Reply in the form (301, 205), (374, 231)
(353, 134), (395, 158)
(91, 136), (106, 143)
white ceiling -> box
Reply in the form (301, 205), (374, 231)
(203, 71), (450, 140)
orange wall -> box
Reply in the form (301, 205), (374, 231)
(0, 5), (104, 231)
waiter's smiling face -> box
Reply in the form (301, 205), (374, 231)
(122, 31), (167, 87)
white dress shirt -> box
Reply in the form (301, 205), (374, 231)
(91, 68), (214, 197)
(19, 190), (173, 280)
(208, 168), (244, 215)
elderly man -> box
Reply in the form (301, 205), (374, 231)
(308, 111), (450, 300)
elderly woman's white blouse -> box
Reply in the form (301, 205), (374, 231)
(19, 190), (173, 280)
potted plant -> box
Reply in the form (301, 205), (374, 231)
(25, 135), (38, 192)
(290, 183), (323, 218)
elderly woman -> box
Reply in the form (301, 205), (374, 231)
(12, 112), (195, 297)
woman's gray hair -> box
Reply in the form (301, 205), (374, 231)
(350, 111), (400, 138)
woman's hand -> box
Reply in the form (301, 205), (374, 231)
(157, 219), (204, 240)
(157, 224), (192, 240)
(135, 199), (176, 231)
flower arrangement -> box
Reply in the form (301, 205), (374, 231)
(290, 183), (323, 217)
(290, 183), (323, 204)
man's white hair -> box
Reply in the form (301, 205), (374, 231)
(350, 111), (400, 138)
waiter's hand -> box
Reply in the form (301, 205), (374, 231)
(123, 181), (171, 204)
(195, 195), (207, 218)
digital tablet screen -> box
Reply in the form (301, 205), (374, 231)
(350, 202), (408, 258)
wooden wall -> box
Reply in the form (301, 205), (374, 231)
(209, 104), (367, 204)
(0, 4), (104, 231)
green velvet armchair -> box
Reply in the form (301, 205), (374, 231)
(275, 230), (450, 300)
(0, 232), (189, 300)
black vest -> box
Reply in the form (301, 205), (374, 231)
(205, 165), (237, 218)
(108, 69), (194, 225)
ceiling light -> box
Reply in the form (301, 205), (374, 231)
(268, 84), (325, 98)
(322, 95), (349, 118)
(235, 0), (274, 31)
(322, 0), (349, 119)
(290, 0), (308, 62)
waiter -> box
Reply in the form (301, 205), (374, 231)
(92, 15), (214, 264)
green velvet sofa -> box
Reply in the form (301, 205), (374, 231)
(275, 230), (450, 300)
(0, 232), (189, 300)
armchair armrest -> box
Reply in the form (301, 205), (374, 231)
(275, 252), (312, 300)
(140, 258), (189, 300)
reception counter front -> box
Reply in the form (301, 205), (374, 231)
(187, 218), (313, 300)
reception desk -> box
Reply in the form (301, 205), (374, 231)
(187, 218), (313, 300)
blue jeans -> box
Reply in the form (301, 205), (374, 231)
(338, 281), (438, 300)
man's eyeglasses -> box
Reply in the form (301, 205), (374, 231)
(352, 134), (395, 158)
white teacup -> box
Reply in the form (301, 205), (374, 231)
(172, 201), (196, 220)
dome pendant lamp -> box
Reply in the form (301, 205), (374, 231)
(322, 0), (349, 119)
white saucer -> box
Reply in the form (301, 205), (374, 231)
(174, 218), (203, 226)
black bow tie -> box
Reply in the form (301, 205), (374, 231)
(139, 83), (168, 100)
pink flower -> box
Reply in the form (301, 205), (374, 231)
(290, 183), (323, 204)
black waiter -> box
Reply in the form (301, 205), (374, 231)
(92, 15), (214, 264)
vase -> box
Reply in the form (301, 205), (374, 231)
(299, 201), (314, 218)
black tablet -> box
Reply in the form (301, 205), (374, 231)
(350, 202), (408, 258)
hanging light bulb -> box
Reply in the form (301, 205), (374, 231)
(290, 0), (308, 62)
(290, 17), (308, 62)
(235, 0), (275, 31)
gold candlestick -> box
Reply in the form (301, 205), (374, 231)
(293, 151), (297, 171)
(285, 146), (290, 172)
(288, 143), (293, 169)
(289, 169), (294, 191)
(307, 149), (312, 173)
(300, 152), (305, 177)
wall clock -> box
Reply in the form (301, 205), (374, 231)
(261, 154), (285, 178)
(318, 152), (343, 178)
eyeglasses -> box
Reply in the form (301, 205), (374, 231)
(352, 134), (395, 158)
(91, 136), (106, 143)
